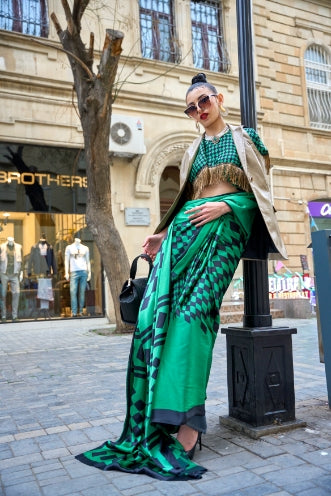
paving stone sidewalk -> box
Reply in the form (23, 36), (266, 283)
(0, 317), (330, 496)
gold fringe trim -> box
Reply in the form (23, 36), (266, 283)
(265, 153), (271, 174)
(192, 163), (252, 199)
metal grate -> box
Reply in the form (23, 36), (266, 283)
(139, 0), (179, 63)
(304, 44), (331, 130)
(190, 0), (230, 73)
(0, 0), (49, 38)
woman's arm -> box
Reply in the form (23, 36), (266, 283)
(185, 201), (232, 227)
(142, 228), (168, 261)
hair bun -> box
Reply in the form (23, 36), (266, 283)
(191, 73), (207, 85)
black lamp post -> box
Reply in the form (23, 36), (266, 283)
(237, 0), (271, 329)
(220, 0), (305, 436)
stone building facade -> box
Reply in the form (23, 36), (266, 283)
(0, 0), (330, 319)
(254, 0), (331, 276)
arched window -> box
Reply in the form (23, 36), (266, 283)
(304, 44), (331, 130)
(159, 166), (179, 218)
(0, 0), (48, 37)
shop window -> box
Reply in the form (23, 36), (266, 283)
(159, 166), (179, 218)
(0, 212), (104, 321)
(139, 0), (179, 63)
(0, 143), (87, 214)
(0, 142), (104, 321)
(304, 44), (331, 130)
(0, 0), (49, 37)
(190, 0), (230, 73)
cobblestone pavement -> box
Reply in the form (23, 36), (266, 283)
(0, 317), (330, 496)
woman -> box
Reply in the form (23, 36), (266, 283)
(77, 73), (287, 480)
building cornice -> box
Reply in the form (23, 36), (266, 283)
(263, 122), (331, 139)
(0, 72), (74, 94)
(270, 157), (330, 169)
(302, 0), (331, 9)
(295, 17), (331, 35)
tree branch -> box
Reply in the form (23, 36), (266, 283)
(88, 32), (94, 64)
(98, 29), (124, 87)
(61, 0), (75, 35)
(50, 12), (62, 34)
(73, 0), (90, 29)
(72, 0), (81, 26)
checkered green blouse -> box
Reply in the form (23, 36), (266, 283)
(188, 127), (268, 198)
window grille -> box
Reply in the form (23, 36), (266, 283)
(0, 0), (48, 37)
(304, 44), (331, 130)
(139, 0), (179, 63)
(190, 0), (230, 73)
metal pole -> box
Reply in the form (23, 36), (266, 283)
(236, 0), (271, 327)
(236, 0), (257, 130)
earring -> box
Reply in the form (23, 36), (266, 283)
(195, 121), (200, 133)
(219, 105), (228, 117)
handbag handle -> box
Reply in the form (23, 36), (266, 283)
(129, 253), (153, 281)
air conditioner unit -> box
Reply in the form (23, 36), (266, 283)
(109, 114), (146, 157)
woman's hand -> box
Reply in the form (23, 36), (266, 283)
(185, 201), (232, 227)
(142, 231), (167, 261)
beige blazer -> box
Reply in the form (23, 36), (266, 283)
(155, 124), (287, 260)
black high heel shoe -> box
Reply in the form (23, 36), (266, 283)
(185, 432), (202, 460)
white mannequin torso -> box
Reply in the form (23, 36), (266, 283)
(64, 239), (91, 280)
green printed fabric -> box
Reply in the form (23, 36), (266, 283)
(189, 127), (269, 183)
(76, 192), (258, 480)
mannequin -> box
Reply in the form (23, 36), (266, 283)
(65, 238), (91, 317)
(0, 237), (23, 321)
(54, 232), (66, 281)
(28, 234), (57, 277)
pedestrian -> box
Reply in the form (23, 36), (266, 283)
(76, 72), (287, 480)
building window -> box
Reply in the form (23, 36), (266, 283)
(304, 44), (331, 130)
(0, 142), (104, 321)
(139, 0), (179, 63)
(190, 0), (230, 73)
(0, 0), (49, 37)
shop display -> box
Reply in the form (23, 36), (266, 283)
(28, 235), (57, 277)
(0, 237), (23, 321)
(65, 238), (91, 317)
(0, 142), (103, 321)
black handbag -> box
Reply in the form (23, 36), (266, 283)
(119, 253), (153, 324)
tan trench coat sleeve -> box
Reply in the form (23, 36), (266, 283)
(229, 125), (287, 260)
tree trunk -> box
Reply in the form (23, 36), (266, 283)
(51, 1), (131, 332)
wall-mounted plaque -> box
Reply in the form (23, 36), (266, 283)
(125, 207), (150, 226)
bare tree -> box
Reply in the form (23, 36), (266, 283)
(51, 0), (131, 332)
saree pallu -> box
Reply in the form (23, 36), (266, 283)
(76, 192), (258, 480)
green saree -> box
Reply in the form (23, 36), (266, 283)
(76, 192), (258, 480)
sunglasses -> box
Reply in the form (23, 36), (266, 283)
(184, 94), (218, 117)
